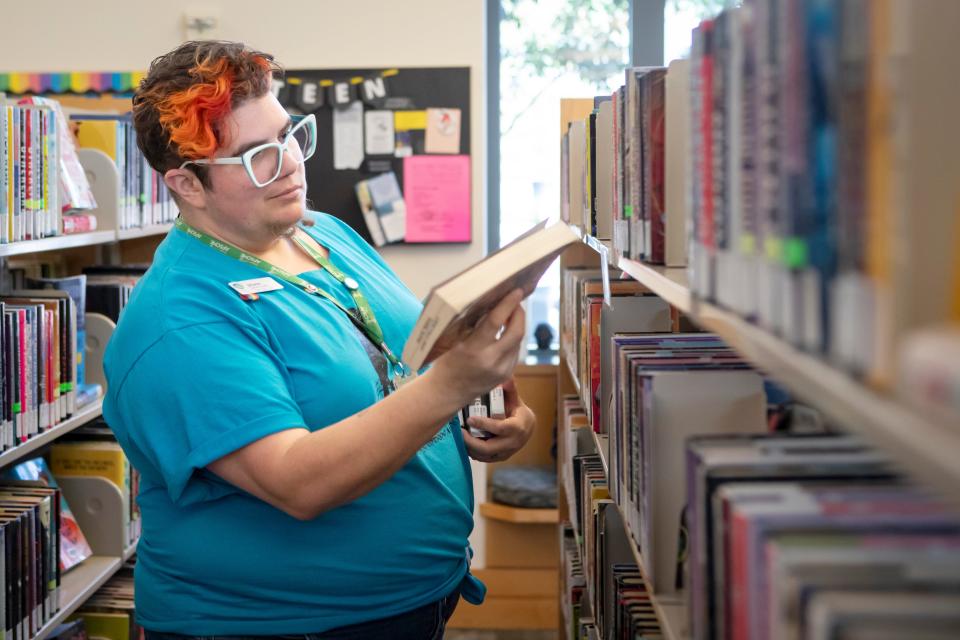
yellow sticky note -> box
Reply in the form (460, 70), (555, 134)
(394, 110), (428, 131)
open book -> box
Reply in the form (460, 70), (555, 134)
(403, 220), (581, 370)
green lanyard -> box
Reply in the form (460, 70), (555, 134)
(175, 217), (409, 377)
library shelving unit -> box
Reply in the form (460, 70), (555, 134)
(560, 225), (960, 640)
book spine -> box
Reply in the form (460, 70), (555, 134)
(649, 70), (667, 265)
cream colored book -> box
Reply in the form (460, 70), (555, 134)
(403, 220), (581, 370)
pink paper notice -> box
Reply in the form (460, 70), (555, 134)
(403, 155), (471, 243)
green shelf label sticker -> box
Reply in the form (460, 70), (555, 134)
(624, 205), (633, 219)
(783, 238), (808, 268)
(12, 403), (20, 414)
(740, 234), (757, 255)
(765, 238), (783, 262)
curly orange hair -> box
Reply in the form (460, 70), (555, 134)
(132, 41), (281, 182)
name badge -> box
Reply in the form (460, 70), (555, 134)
(228, 277), (284, 295)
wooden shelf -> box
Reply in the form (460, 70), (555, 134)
(479, 501), (559, 524)
(35, 555), (121, 640)
(591, 431), (609, 478)
(617, 257), (692, 312)
(562, 348), (581, 395)
(0, 231), (118, 257)
(116, 223), (174, 241)
(0, 400), (103, 471)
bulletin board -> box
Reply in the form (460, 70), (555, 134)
(276, 66), (472, 245)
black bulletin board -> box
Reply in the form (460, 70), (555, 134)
(277, 66), (471, 245)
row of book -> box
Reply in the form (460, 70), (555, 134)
(560, 267), (674, 432)
(0, 94), (177, 243)
(0, 483), (62, 640)
(561, 527), (586, 639)
(685, 0), (960, 387)
(1, 102), (64, 243)
(71, 113), (176, 231)
(560, 0), (960, 415)
(4, 457), (92, 573)
(563, 374), (960, 639)
(563, 444), (665, 640)
(560, 70), (675, 267)
(609, 333), (763, 595)
(0, 264), (147, 459)
(0, 292), (81, 449)
(685, 433), (960, 640)
(0, 276), (114, 452)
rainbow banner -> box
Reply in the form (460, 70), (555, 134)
(0, 70), (146, 95)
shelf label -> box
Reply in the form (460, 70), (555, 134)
(599, 243), (611, 306)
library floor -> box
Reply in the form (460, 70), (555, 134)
(446, 632), (557, 639)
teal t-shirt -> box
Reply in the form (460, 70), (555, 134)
(103, 211), (483, 634)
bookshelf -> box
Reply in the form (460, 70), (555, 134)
(0, 399), (103, 471)
(563, 225), (960, 638)
(0, 104), (168, 639)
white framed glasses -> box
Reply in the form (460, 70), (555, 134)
(179, 113), (317, 188)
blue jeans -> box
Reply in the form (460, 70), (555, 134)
(143, 587), (461, 640)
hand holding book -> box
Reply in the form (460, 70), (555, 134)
(402, 221), (580, 371)
(428, 289), (527, 406)
(461, 377), (535, 463)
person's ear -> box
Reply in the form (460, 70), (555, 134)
(164, 168), (208, 210)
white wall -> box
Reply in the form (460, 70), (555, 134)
(0, 0), (487, 300)
(1, 0), (491, 565)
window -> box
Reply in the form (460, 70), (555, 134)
(664, 0), (730, 62)
(492, 0), (635, 354)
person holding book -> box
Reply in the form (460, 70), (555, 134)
(103, 40), (535, 639)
